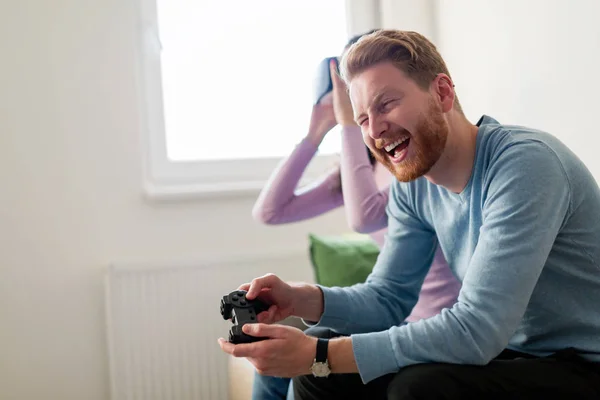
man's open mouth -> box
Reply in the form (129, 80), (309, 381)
(384, 137), (410, 158)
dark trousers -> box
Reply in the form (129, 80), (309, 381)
(293, 328), (600, 400)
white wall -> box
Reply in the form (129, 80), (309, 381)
(0, 1), (348, 399)
(433, 0), (600, 178)
(380, 0), (437, 41)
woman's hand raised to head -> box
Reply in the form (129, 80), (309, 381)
(330, 59), (358, 127)
(306, 101), (337, 146)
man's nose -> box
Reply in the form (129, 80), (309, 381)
(369, 117), (387, 140)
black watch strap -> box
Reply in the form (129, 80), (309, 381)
(315, 338), (329, 363)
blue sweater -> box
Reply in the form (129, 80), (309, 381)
(314, 115), (600, 383)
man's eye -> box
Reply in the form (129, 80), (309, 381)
(359, 118), (368, 126)
(381, 100), (395, 110)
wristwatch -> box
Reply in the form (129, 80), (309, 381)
(309, 338), (331, 377)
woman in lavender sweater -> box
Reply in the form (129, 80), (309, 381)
(250, 32), (461, 400)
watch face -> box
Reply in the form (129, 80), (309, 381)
(311, 361), (331, 377)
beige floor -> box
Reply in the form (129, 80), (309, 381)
(229, 355), (256, 400)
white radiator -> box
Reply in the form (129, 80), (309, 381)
(104, 252), (313, 400)
(105, 263), (233, 400)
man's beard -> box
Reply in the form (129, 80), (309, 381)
(372, 101), (448, 182)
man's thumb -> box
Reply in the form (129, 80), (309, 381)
(242, 323), (286, 339)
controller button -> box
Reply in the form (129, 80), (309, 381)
(240, 300), (247, 305)
(232, 295), (239, 301)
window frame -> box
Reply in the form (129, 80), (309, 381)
(135, 0), (381, 200)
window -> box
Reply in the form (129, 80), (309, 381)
(137, 0), (379, 198)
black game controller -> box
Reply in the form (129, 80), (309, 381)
(220, 290), (270, 344)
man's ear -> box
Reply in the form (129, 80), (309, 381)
(433, 73), (455, 113)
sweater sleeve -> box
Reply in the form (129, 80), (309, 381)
(252, 138), (344, 224)
(340, 126), (389, 233)
(313, 141), (571, 383)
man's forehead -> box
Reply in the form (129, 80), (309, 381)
(348, 75), (378, 110)
(349, 63), (408, 107)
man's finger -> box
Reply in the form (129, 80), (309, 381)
(247, 273), (278, 299)
(242, 323), (288, 339)
(237, 283), (251, 291)
(218, 337), (261, 358)
(218, 338), (235, 355)
(257, 304), (277, 323)
(268, 305), (279, 322)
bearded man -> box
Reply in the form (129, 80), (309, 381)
(219, 30), (600, 399)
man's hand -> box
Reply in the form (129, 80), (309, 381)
(237, 274), (295, 324)
(330, 59), (357, 127)
(218, 324), (316, 377)
(238, 273), (324, 323)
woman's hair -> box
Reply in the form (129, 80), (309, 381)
(366, 147), (377, 166)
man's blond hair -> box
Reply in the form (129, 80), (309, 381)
(340, 29), (463, 113)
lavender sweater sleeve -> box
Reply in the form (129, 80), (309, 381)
(252, 127), (389, 230)
(251, 138), (344, 224)
(340, 126), (389, 233)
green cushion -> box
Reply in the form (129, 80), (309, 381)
(308, 233), (380, 287)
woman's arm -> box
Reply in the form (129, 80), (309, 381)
(252, 138), (344, 225)
(329, 60), (389, 233)
(339, 127), (389, 233)
(252, 102), (343, 225)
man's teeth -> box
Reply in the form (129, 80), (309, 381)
(384, 137), (409, 152)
